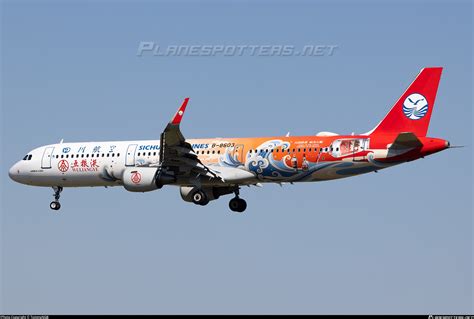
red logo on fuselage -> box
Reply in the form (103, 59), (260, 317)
(58, 160), (69, 172)
(131, 171), (141, 184)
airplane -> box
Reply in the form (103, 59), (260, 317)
(9, 67), (450, 213)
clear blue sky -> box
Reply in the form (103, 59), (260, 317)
(1, 0), (472, 314)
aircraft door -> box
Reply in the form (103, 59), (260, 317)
(125, 144), (138, 166)
(41, 147), (55, 169)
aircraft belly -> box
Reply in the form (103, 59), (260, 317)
(24, 170), (116, 187)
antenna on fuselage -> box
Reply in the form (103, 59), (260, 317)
(59, 138), (64, 144)
(286, 132), (290, 137)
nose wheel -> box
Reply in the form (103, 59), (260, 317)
(50, 186), (63, 211)
(50, 201), (61, 210)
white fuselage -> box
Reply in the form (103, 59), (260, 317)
(9, 141), (165, 187)
(9, 138), (385, 188)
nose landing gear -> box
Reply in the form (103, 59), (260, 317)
(50, 186), (63, 211)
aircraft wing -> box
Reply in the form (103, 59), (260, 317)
(157, 98), (220, 181)
(157, 98), (256, 185)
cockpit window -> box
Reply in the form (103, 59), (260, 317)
(28, 155), (32, 160)
(23, 155), (28, 160)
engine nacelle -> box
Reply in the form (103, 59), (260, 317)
(180, 186), (235, 202)
(122, 167), (159, 192)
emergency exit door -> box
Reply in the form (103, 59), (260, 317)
(125, 144), (138, 166)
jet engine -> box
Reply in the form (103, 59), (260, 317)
(180, 186), (236, 202)
(122, 167), (175, 192)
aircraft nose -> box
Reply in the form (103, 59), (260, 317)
(8, 162), (21, 182)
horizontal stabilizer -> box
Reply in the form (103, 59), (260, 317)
(389, 132), (423, 150)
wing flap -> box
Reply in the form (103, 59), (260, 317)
(158, 98), (224, 184)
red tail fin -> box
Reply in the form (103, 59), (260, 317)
(369, 67), (443, 137)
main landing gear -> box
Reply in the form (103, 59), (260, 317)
(50, 186), (63, 211)
(191, 190), (209, 206)
(228, 189), (247, 213)
(190, 187), (248, 213)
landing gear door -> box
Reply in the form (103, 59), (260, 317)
(41, 146), (55, 169)
(125, 144), (138, 166)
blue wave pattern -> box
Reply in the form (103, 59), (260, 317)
(218, 146), (244, 168)
(403, 104), (428, 119)
(402, 94), (429, 120)
(243, 139), (339, 182)
(217, 139), (382, 182)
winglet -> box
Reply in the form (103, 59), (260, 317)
(171, 98), (189, 125)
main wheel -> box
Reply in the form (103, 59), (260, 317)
(50, 201), (61, 211)
(192, 190), (208, 206)
(229, 198), (247, 213)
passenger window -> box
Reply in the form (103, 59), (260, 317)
(56, 155), (59, 159)
(148, 152), (151, 156)
(101, 154), (105, 157)
(61, 155), (64, 158)
(218, 150), (221, 154)
(138, 152), (141, 156)
(117, 153), (120, 157)
(107, 153), (110, 157)
(212, 150), (215, 154)
(112, 153), (115, 157)
(153, 152), (156, 156)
